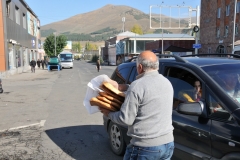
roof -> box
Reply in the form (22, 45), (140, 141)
(117, 31), (139, 36)
(123, 33), (195, 41)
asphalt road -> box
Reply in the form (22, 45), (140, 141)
(0, 61), (123, 160)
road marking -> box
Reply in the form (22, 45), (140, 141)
(40, 120), (46, 127)
(0, 120), (46, 132)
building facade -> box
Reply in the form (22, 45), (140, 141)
(0, 0), (43, 78)
(200, 0), (240, 54)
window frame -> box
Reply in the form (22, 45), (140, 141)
(205, 86), (233, 122)
(15, 5), (20, 25)
(237, 2), (240, 13)
(217, 8), (221, 18)
(226, 5), (230, 16)
(216, 28), (220, 38)
(23, 13), (26, 29)
(225, 26), (229, 37)
(163, 65), (204, 110)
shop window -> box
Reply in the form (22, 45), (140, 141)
(8, 43), (14, 69)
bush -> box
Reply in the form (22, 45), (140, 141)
(74, 55), (79, 59)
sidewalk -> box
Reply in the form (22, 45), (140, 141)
(2, 68), (50, 82)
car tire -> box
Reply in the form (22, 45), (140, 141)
(108, 121), (126, 156)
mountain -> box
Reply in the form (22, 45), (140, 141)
(41, 4), (194, 40)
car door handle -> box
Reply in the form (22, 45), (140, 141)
(193, 131), (207, 137)
(228, 142), (235, 147)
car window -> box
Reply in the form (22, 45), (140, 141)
(128, 67), (137, 84)
(206, 89), (232, 121)
(202, 63), (240, 106)
(164, 67), (202, 109)
(111, 66), (130, 84)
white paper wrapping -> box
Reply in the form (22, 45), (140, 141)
(83, 74), (111, 114)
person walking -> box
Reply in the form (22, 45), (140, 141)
(30, 58), (36, 73)
(96, 58), (101, 72)
(37, 59), (41, 69)
(41, 59), (45, 69)
(99, 50), (174, 160)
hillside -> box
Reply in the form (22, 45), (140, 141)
(41, 4), (194, 40)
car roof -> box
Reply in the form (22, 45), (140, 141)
(159, 57), (240, 67)
(121, 56), (240, 68)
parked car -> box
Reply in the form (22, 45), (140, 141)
(48, 56), (62, 70)
(0, 78), (3, 93)
(103, 54), (240, 159)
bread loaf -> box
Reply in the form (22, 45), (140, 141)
(90, 97), (117, 112)
(99, 92), (123, 104)
(101, 82), (125, 98)
(96, 96), (121, 109)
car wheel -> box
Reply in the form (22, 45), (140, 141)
(108, 121), (126, 156)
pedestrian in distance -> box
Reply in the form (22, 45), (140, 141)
(37, 59), (41, 69)
(41, 59), (45, 69)
(96, 58), (101, 72)
(30, 58), (36, 73)
(99, 50), (175, 160)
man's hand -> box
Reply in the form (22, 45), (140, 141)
(99, 107), (111, 117)
(108, 80), (119, 89)
(108, 80), (129, 91)
(118, 84), (129, 92)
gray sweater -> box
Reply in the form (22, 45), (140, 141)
(108, 70), (174, 147)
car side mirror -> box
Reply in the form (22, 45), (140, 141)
(176, 101), (205, 117)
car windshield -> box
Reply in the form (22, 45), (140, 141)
(202, 63), (240, 105)
(60, 54), (72, 62)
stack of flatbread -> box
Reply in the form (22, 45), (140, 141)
(90, 82), (125, 111)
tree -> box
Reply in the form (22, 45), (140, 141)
(85, 42), (98, 50)
(43, 34), (67, 56)
(72, 41), (82, 53)
(131, 24), (143, 35)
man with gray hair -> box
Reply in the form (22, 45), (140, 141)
(100, 50), (174, 160)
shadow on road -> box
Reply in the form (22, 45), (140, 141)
(45, 125), (122, 160)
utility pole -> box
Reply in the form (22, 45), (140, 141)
(122, 17), (125, 32)
(54, 32), (57, 56)
(233, 0), (237, 52)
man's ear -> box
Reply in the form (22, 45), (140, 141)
(138, 63), (143, 73)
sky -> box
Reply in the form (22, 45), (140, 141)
(24, 0), (201, 26)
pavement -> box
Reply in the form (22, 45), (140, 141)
(0, 68), (61, 159)
(0, 62), (119, 160)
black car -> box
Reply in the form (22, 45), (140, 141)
(0, 78), (3, 93)
(103, 54), (240, 160)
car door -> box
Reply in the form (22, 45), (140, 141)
(206, 88), (240, 159)
(162, 65), (212, 160)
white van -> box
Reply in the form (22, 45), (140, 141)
(59, 51), (73, 69)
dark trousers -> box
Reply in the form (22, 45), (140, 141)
(31, 66), (35, 73)
(97, 65), (100, 72)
